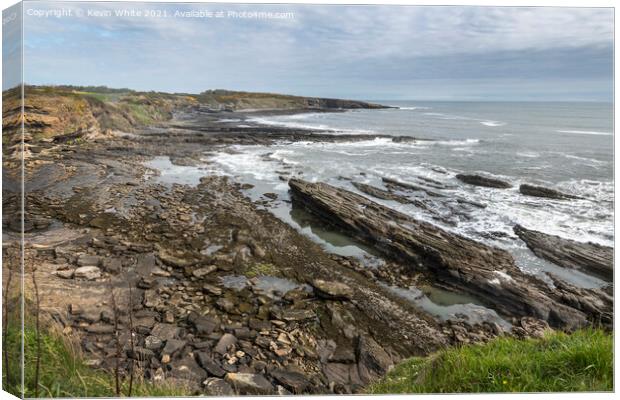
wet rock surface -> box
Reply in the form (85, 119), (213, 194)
(7, 107), (612, 395)
(288, 179), (610, 330)
(519, 184), (581, 200)
(455, 173), (512, 188)
(514, 224), (612, 281)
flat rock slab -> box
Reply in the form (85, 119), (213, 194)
(514, 224), (612, 281)
(73, 266), (101, 280)
(289, 178), (596, 330)
(352, 181), (412, 204)
(311, 279), (353, 300)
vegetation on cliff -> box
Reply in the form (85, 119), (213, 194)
(2, 85), (385, 148)
(368, 328), (612, 394)
(2, 306), (191, 398)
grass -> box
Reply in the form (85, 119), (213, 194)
(245, 262), (279, 278)
(2, 313), (192, 397)
(368, 328), (613, 394)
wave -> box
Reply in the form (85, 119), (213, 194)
(516, 152), (540, 158)
(248, 115), (375, 134)
(431, 138), (480, 146)
(564, 154), (608, 166)
(396, 106), (431, 110)
(557, 130), (612, 136)
(480, 120), (506, 127)
(249, 116), (333, 131)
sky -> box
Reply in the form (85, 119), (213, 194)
(3, 1), (614, 101)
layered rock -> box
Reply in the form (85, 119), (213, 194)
(514, 224), (612, 281)
(351, 181), (412, 204)
(519, 184), (581, 200)
(288, 179), (602, 330)
(455, 174), (512, 189)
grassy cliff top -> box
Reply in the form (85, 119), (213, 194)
(368, 328), (612, 394)
(2, 85), (386, 146)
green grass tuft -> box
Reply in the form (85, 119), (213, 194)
(368, 329), (613, 394)
(3, 316), (192, 397)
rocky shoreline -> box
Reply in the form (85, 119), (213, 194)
(3, 104), (614, 395)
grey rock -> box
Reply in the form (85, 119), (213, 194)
(169, 355), (208, 382)
(214, 333), (237, 355)
(514, 224), (612, 281)
(519, 184), (581, 200)
(311, 279), (353, 300)
(128, 347), (155, 361)
(271, 369), (311, 393)
(192, 316), (217, 335)
(85, 323), (114, 334)
(144, 335), (164, 351)
(77, 254), (102, 267)
(102, 258), (122, 273)
(162, 339), (186, 356)
(225, 373), (274, 395)
(150, 323), (180, 341)
(203, 377), (234, 396)
(74, 266), (101, 280)
(271, 308), (315, 322)
(55, 269), (75, 279)
(216, 298), (237, 314)
(203, 283), (223, 296)
(455, 173), (512, 189)
(196, 352), (226, 377)
(288, 179), (590, 330)
(356, 336), (393, 384)
(192, 265), (217, 279)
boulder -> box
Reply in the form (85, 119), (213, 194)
(214, 333), (238, 355)
(311, 279), (353, 300)
(455, 173), (512, 188)
(196, 352), (227, 377)
(225, 373), (274, 395)
(150, 323), (181, 341)
(203, 377), (234, 396)
(169, 355), (208, 382)
(192, 316), (217, 335)
(144, 335), (164, 351)
(356, 336), (393, 384)
(271, 369), (312, 394)
(162, 339), (186, 356)
(519, 184), (581, 200)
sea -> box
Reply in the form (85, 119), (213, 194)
(148, 100), (614, 309)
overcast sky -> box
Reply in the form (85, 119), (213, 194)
(5, 2), (614, 100)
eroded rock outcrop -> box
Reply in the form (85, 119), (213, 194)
(519, 184), (581, 200)
(351, 181), (412, 204)
(455, 173), (512, 189)
(514, 224), (612, 281)
(288, 179), (605, 330)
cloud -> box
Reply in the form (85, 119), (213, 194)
(19, 2), (614, 100)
